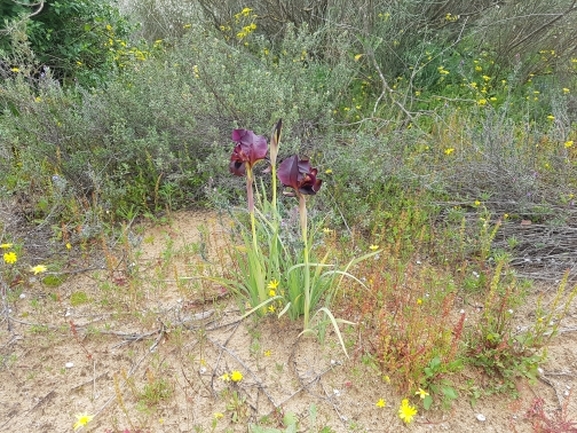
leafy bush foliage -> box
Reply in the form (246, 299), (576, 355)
(1, 0), (136, 87)
(0, 18), (357, 225)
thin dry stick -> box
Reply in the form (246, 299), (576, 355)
(1, 278), (13, 332)
(507, 0), (577, 53)
(0, 389), (56, 431)
(538, 370), (565, 409)
(320, 382), (348, 428)
(274, 363), (340, 408)
(93, 358), (97, 401)
(208, 319), (241, 395)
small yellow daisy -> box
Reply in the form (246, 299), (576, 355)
(230, 370), (243, 382)
(73, 413), (94, 431)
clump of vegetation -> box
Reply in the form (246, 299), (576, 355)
(1, 0), (576, 431)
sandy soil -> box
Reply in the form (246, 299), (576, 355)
(1, 210), (576, 433)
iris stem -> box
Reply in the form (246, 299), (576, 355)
(271, 163), (277, 215)
(246, 167), (258, 254)
(299, 194), (310, 329)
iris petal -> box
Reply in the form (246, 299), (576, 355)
(277, 155), (322, 195)
(229, 129), (268, 176)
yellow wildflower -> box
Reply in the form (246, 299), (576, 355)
(220, 373), (231, 382)
(3, 251), (17, 264)
(398, 399), (417, 424)
(563, 88), (570, 94)
(369, 244), (379, 251)
(230, 370), (243, 382)
(437, 66), (449, 75)
(73, 413), (94, 431)
(565, 141), (574, 148)
(30, 264), (47, 275)
(547, 115), (555, 121)
(415, 388), (429, 399)
(376, 398), (386, 408)
(444, 148), (455, 155)
(0, 243), (13, 249)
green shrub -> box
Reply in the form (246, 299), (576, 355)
(1, 0), (136, 87)
(0, 19), (357, 227)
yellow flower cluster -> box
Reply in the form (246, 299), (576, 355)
(237, 23), (257, 40)
(437, 65), (450, 75)
(1, 243), (17, 265)
(234, 7), (253, 21)
(445, 13), (459, 22)
(220, 370), (244, 382)
(267, 279), (279, 297)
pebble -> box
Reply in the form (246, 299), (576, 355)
(476, 413), (486, 422)
(19, 293), (26, 299)
(65, 362), (74, 369)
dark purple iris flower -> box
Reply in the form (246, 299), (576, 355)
(229, 129), (268, 176)
(277, 155), (322, 196)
